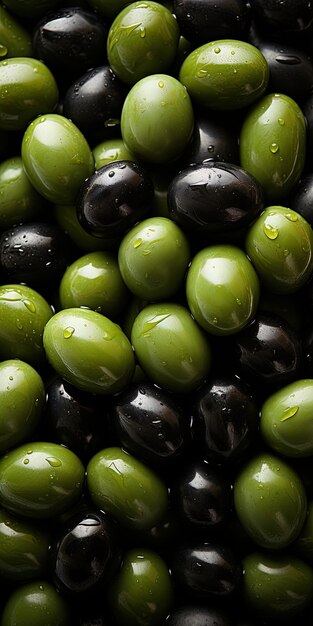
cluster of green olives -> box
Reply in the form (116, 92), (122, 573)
(1, 0), (313, 624)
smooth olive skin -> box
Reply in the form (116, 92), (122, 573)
(51, 510), (122, 596)
(1, 580), (71, 626)
(256, 40), (313, 103)
(0, 284), (53, 366)
(131, 303), (212, 393)
(59, 251), (129, 319)
(179, 39), (269, 110)
(121, 74), (194, 164)
(93, 138), (136, 171)
(21, 114), (94, 205)
(234, 452), (307, 550)
(243, 552), (313, 619)
(191, 376), (259, 464)
(245, 206), (313, 294)
(186, 245), (260, 336)
(240, 93), (306, 200)
(173, 0), (250, 45)
(170, 542), (242, 598)
(54, 204), (112, 253)
(108, 548), (173, 626)
(0, 507), (51, 581)
(43, 308), (135, 395)
(0, 360), (44, 455)
(165, 605), (232, 626)
(0, 57), (58, 131)
(0, 441), (85, 519)
(118, 217), (190, 301)
(0, 5), (32, 58)
(0, 156), (45, 229)
(86, 447), (168, 531)
(260, 379), (313, 457)
(110, 381), (190, 468)
(76, 160), (154, 239)
(180, 109), (240, 167)
(107, 1), (179, 85)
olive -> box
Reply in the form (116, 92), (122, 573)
(0, 156), (45, 230)
(179, 108), (240, 167)
(1, 580), (71, 626)
(289, 172), (313, 227)
(92, 138), (136, 170)
(295, 500), (313, 565)
(0, 5), (32, 58)
(249, 0), (313, 37)
(256, 40), (313, 103)
(173, 0), (250, 46)
(54, 204), (113, 253)
(165, 605), (232, 626)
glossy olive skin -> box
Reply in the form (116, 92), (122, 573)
(0, 156), (45, 229)
(0, 360), (44, 455)
(131, 303), (212, 393)
(93, 138), (136, 171)
(0, 5), (32, 58)
(1, 580), (71, 626)
(0, 441), (85, 519)
(170, 542), (242, 598)
(86, 447), (168, 530)
(63, 66), (127, 146)
(240, 93), (306, 200)
(167, 162), (264, 241)
(234, 452), (307, 549)
(245, 206), (313, 294)
(22, 114), (94, 205)
(256, 40), (313, 103)
(76, 160), (154, 239)
(54, 204), (113, 253)
(108, 548), (173, 626)
(173, 0), (250, 45)
(260, 379), (313, 457)
(243, 552), (313, 619)
(180, 108), (240, 167)
(43, 308), (135, 395)
(179, 39), (269, 110)
(110, 381), (190, 468)
(0, 284), (53, 366)
(191, 376), (259, 464)
(51, 510), (122, 596)
(165, 605), (232, 626)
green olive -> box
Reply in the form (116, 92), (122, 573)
(245, 206), (313, 294)
(186, 244), (260, 335)
(0, 57), (58, 131)
(108, 548), (173, 626)
(0, 359), (45, 455)
(92, 138), (136, 170)
(86, 447), (168, 531)
(0, 156), (44, 229)
(21, 114), (94, 205)
(131, 302), (211, 393)
(179, 39), (269, 109)
(240, 93), (306, 200)
(1, 580), (70, 626)
(43, 307), (135, 395)
(0, 5), (32, 58)
(234, 452), (307, 550)
(54, 205), (115, 253)
(0, 441), (85, 519)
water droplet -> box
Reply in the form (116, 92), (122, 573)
(230, 50), (235, 55)
(212, 317), (218, 324)
(23, 299), (36, 313)
(16, 319), (23, 330)
(108, 170), (115, 177)
(46, 457), (62, 467)
(263, 222), (279, 240)
(23, 458), (29, 465)
(0, 45), (8, 58)
(63, 326), (75, 339)
(27, 450), (33, 454)
(104, 118), (120, 128)
(278, 117), (285, 126)
(39, 116), (46, 123)
(143, 332), (151, 338)
(281, 406), (299, 421)
(214, 47), (220, 54)
(139, 26), (145, 37)
(236, 298), (242, 306)
(270, 142), (279, 154)
(8, 375), (13, 381)
(158, 80), (164, 88)
(133, 238), (142, 248)
(208, 145), (214, 153)
(142, 249), (151, 255)
(285, 212), (298, 222)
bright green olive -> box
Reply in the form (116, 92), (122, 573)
(1, 580), (70, 626)
(179, 39), (269, 109)
(243, 552), (313, 619)
(0, 58), (58, 131)
(245, 206), (313, 294)
(86, 447), (168, 531)
(108, 548), (173, 626)
(121, 74), (194, 163)
(186, 244), (260, 336)
(92, 138), (136, 170)
(240, 93), (306, 200)
(131, 302), (211, 393)
(118, 217), (190, 301)
(0, 441), (85, 519)
(43, 307), (135, 395)
(0, 359), (45, 455)
(107, 1), (180, 85)
(59, 251), (129, 319)
(0, 156), (44, 229)
(295, 500), (313, 565)
(54, 205), (115, 253)
(234, 452), (307, 550)
(21, 114), (94, 205)
(0, 507), (51, 580)
(260, 379), (313, 458)
(0, 5), (32, 58)
(0, 0), (61, 19)
(0, 284), (53, 366)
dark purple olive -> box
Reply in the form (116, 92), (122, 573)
(170, 542), (242, 598)
(62, 66), (127, 146)
(167, 162), (264, 243)
(249, 0), (313, 37)
(191, 376), (259, 464)
(180, 108), (240, 167)
(289, 172), (313, 227)
(164, 604), (232, 626)
(76, 160), (154, 239)
(255, 40), (313, 102)
(173, 0), (250, 46)
(109, 382), (190, 468)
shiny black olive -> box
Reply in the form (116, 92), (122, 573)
(109, 382), (190, 469)
(76, 160), (154, 239)
(191, 376), (259, 464)
(180, 108), (240, 167)
(249, 0), (313, 37)
(255, 40), (313, 102)
(173, 0), (250, 46)
(164, 604), (232, 626)
(167, 162), (264, 244)
(62, 66), (127, 146)
(289, 172), (313, 227)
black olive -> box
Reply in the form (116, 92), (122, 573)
(173, 0), (251, 46)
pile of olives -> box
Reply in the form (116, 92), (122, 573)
(1, 0), (313, 624)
